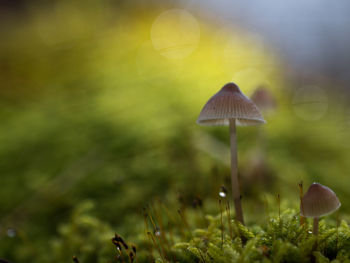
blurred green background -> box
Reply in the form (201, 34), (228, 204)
(1, 0), (350, 261)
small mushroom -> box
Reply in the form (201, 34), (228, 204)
(251, 86), (277, 113)
(197, 82), (265, 224)
(249, 86), (277, 184)
(301, 183), (341, 235)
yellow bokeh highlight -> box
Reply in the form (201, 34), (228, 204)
(151, 9), (200, 59)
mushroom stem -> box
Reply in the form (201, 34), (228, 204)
(229, 119), (244, 225)
(313, 217), (319, 236)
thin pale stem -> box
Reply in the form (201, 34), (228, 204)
(219, 199), (224, 248)
(229, 119), (244, 225)
(313, 217), (319, 236)
(336, 210), (339, 252)
(299, 182), (306, 226)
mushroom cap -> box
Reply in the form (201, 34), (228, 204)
(251, 86), (277, 112)
(301, 183), (341, 218)
(197, 82), (266, 126)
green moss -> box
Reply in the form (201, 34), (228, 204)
(32, 200), (350, 263)
(174, 211), (350, 263)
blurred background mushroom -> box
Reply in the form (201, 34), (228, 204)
(243, 86), (277, 190)
(251, 86), (277, 115)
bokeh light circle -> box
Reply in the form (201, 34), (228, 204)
(292, 86), (328, 121)
(151, 9), (200, 59)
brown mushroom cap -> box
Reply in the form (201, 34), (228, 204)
(301, 183), (341, 218)
(251, 86), (277, 112)
(197, 82), (266, 126)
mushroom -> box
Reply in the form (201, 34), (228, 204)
(249, 86), (277, 183)
(301, 183), (341, 235)
(251, 86), (277, 114)
(197, 82), (265, 224)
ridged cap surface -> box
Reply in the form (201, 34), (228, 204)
(197, 83), (266, 126)
(301, 183), (341, 218)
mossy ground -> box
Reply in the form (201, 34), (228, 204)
(26, 197), (349, 263)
